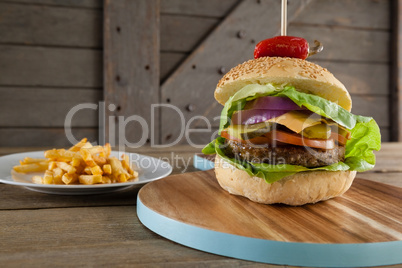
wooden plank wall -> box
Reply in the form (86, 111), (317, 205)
(0, 0), (239, 147)
(104, 0), (160, 148)
(391, 0), (402, 141)
(160, 0), (241, 82)
(0, 0), (393, 147)
(0, 0), (103, 147)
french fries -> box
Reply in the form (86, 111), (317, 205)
(13, 160), (49, 173)
(12, 138), (139, 185)
(44, 149), (79, 162)
(20, 157), (46, 164)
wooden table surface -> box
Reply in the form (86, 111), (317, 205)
(0, 143), (401, 267)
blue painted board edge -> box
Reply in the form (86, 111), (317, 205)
(137, 196), (402, 267)
(193, 154), (214, 171)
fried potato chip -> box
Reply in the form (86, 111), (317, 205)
(80, 148), (97, 168)
(109, 157), (131, 181)
(79, 174), (102, 185)
(20, 157), (46, 164)
(90, 165), (103, 176)
(44, 149), (80, 162)
(62, 173), (78, 185)
(93, 155), (107, 166)
(68, 138), (88, 152)
(43, 170), (54, 184)
(71, 157), (83, 167)
(52, 167), (64, 184)
(102, 176), (112, 184)
(102, 164), (112, 175)
(13, 161), (48, 173)
(32, 175), (43, 184)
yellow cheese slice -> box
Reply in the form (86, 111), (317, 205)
(267, 111), (322, 133)
(266, 111), (349, 134)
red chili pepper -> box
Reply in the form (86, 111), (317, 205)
(254, 36), (309, 60)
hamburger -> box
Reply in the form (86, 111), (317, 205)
(202, 56), (381, 206)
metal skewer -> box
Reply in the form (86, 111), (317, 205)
(281, 0), (287, 36)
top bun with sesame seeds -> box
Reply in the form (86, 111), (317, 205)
(214, 57), (352, 111)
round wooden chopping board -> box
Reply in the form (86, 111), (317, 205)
(137, 170), (402, 267)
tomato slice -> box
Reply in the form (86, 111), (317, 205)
(269, 131), (334, 149)
(221, 130), (335, 149)
(331, 132), (349, 146)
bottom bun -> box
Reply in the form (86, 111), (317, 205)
(214, 155), (356, 206)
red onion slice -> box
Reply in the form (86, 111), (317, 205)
(244, 96), (303, 110)
(231, 109), (287, 125)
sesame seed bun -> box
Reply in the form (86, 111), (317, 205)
(214, 155), (356, 206)
(215, 57), (352, 111)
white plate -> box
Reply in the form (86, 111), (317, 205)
(0, 151), (172, 195)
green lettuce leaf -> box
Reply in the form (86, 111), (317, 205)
(344, 119), (381, 171)
(202, 140), (216, 155)
(204, 83), (381, 183)
(274, 88), (372, 129)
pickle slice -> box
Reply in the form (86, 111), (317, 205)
(301, 124), (331, 139)
(336, 127), (351, 139)
(226, 122), (274, 140)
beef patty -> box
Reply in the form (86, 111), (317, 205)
(224, 140), (345, 168)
